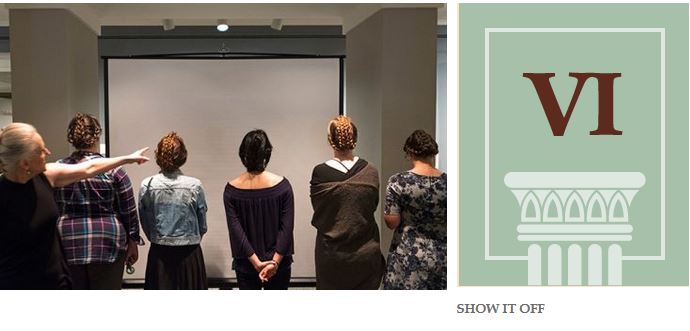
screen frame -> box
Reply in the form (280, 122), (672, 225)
(103, 53), (345, 158)
(102, 54), (345, 286)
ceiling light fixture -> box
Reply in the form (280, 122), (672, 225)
(162, 19), (175, 31)
(217, 19), (229, 32)
(270, 19), (283, 31)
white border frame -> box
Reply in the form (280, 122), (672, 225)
(484, 28), (666, 261)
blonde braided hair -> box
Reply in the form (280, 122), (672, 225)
(327, 115), (357, 151)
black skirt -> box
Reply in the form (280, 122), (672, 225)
(144, 243), (208, 290)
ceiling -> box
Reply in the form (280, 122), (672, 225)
(0, 3), (446, 34)
(0, 3), (446, 96)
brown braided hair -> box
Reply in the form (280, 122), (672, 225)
(155, 132), (187, 172)
(327, 115), (357, 151)
(403, 129), (438, 159)
(67, 113), (102, 150)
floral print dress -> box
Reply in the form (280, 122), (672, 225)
(383, 171), (447, 290)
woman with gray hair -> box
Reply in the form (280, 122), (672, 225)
(0, 122), (149, 289)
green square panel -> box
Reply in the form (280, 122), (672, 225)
(460, 4), (688, 285)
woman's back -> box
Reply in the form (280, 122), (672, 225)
(387, 171), (447, 241)
(54, 151), (139, 265)
(55, 153), (121, 216)
(223, 176), (295, 263)
(139, 170), (207, 246)
(383, 170), (447, 290)
(309, 159), (385, 289)
(142, 131), (208, 290)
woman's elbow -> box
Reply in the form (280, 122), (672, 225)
(384, 215), (400, 229)
(77, 163), (96, 178)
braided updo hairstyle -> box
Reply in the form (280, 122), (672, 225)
(155, 132), (187, 173)
(67, 113), (102, 150)
(327, 115), (357, 151)
(403, 130), (438, 159)
(239, 129), (272, 174)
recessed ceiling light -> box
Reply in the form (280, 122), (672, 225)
(217, 19), (229, 32)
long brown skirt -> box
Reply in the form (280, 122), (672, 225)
(144, 243), (208, 290)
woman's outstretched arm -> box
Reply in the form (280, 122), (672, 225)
(44, 147), (149, 187)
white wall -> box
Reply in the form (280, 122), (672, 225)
(0, 98), (11, 128)
(108, 58), (340, 280)
(9, 9), (98, 160)
(346, 8), (438, 256)
(437, 37), (447, 172)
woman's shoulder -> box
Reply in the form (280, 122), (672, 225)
(388, 171), (439, 187)
(227, 172), (282, 189)
(436, 173), (448, 188)
(140, 174), (158, 188)
(387, 171), (413, 185)
(177, 173), (202, 184)
(314, 158), (371, 173)
(388, 170), (447, 187)
(356, 158), (375, 171)
(388, 171), (408, 180)
(311, 162), (330, 174)
(311, 162), (335, 178)
(36, 172), (54, 188)
(175, 175), (204, 192)
(310, 162), (338, 183)
(225, 173), (289, 195)
(260, 172), (291, 193)
(142, 172), (198, 187)
(264, 171), (285, 186)
(277, 176), (293, 194)
(427, 171), (447, 181)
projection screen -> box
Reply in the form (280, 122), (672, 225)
(107, 57), (341, 282)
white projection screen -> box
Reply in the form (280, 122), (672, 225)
(107, 57), (341, 282)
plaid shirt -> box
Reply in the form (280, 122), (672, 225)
(54, 151), (141, 265)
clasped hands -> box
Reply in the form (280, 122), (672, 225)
(254, 260), (278, 282)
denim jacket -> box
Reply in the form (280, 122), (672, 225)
(139, 170), (207, 246)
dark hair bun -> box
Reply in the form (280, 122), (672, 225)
(403, 129), (438, 159)
(239, 129), (272, 173)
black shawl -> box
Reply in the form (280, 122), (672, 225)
(310, 163), (385, 290)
